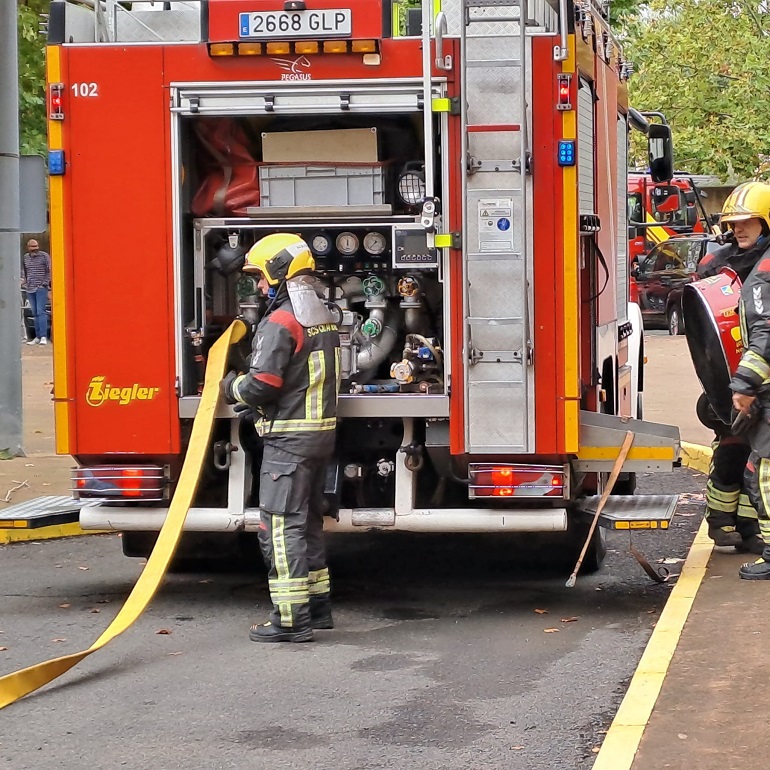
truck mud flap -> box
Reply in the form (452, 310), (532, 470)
(574, 411), (680, 473)
(0, 320), (247, 710)
(575, 494), (679, 531)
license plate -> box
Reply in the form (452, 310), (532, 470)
(239, 10), (352, 39)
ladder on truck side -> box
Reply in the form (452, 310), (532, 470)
(460, 0), (534, 453)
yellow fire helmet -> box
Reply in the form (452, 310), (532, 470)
(242, 233), (315, 286)
(721, 181), (770, 231)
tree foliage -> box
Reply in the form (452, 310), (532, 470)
(623, 0), (770, 181)
(18, 0), (48, 156)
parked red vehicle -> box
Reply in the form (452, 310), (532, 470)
(627, 171), (711, 263)
(632, 233), (721, 335)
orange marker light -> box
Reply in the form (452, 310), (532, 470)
(209, 43), (235, 56)
(238, 42), (263, 55)
(295, 41), (319, 54)
(323, 40), (348, 53)
(351, 40), (377, 53)
(266, 42), (291, 55)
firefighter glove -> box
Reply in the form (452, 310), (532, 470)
(731, 401), (761, 436)
(220, 370), (240, 404)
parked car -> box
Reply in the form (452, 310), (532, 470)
(632, 234), (721, 335)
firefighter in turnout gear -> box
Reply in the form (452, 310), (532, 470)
(221, 234), (341, 639)
(695, 192), (765, 554)
(703, 182), (770, 579)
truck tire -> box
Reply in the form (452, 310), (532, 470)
(549, 518), (608, 575)
(667, 305), (684, 336)
(570, 521), (608, 574)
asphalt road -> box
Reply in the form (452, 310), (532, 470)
(0, 469), (704, 770)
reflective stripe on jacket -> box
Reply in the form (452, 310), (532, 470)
(232, 300), (340, 451)
(732, 246), (770, 396)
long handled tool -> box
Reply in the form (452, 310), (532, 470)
(566, 430), (635, 588)
(0, 320), (247, 710)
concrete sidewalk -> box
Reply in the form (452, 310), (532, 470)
(629, 545), (767, 770)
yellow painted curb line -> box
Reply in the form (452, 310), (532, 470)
(680, 441), (712, 475)
(0, 523), (108, 545)
(592, 515), (713, 769)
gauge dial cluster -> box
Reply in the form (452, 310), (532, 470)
(303, 227), (395, 275)
(237, 226), (438, 276)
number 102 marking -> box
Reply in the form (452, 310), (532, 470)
(71, 82), (98, 97)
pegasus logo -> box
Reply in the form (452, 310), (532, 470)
(272, 56), (312, 81)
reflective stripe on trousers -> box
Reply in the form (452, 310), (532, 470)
(258, 444), (331, 628)
(744, 454), (770, 545)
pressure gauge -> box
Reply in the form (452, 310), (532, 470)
(336, 232), (360, 256)
(363, 231), (387, 256)
(311, 232), (332, 256)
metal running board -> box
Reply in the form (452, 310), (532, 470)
(0, 496), (86, 530)
(576, 495), (680, 531)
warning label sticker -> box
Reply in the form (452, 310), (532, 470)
(478, 198), (514, 252)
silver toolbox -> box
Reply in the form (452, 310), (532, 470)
(258, 164), (385, 207)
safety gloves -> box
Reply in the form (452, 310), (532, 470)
(220, 370), (239, 404)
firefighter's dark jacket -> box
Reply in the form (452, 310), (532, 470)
(724, 241), (770, 397)
(232, 297), (340, 457)
(697, 242), (761, 283)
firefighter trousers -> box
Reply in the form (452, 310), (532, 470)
(257, 443), (331, 629)
(744, 452), (770, 547)
(706, 438), (759, 538)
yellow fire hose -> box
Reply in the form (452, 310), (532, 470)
(0, 320), (247, 710)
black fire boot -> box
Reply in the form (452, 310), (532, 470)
(736, 535), (765, 555)
(735, 518), (764, 555)
(707, 522), (742, 547)
(739, 545), (770, 580)
(249, 621), (314, 643)
(310, 598), (334, 630)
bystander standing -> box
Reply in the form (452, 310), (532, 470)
(21, 238), (51, 345)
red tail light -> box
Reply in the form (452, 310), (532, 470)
(72, 466), (166, 502)
(468, 464), (568, 499)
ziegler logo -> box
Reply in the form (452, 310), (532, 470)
(272, 56), (312, 80)
(85, 376), (160, 407)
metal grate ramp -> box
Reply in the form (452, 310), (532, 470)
(0, 496), (85, 530)
(576, 495), (680, 531)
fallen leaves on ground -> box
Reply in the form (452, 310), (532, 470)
(534, 608), (548, 614)
(0, 647), (7, 652)
(89, 608), (100, 614)
(156, 629), (172, 635)
(168, 652), (183, 656)
(544, 628), (560, 633)
(58, 603), (70, 609)
(51, 638), (66, 643)
(77, 566), (89, 571)
(560, 617), (579, 623)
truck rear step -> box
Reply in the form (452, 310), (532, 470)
(576, 494), (679, 531)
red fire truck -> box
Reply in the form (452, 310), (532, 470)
(47, 0), (680, 569)
(627, 170), (711, 264)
